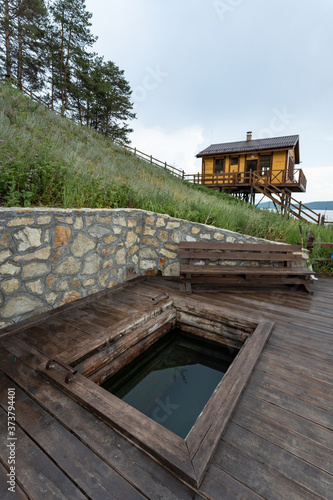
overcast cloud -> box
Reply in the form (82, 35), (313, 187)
(85, 0), (333, 202)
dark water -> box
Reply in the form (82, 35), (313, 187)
(102, 329), (238, 439)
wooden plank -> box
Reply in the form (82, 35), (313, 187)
(246, 373), (333, 430)
(261, 344), (333, 385)
(238, 392), (333, 453)
(76, 308), (176, 377)
(14, 329), (63, 358)
(180, 251), (302, 261)
(200, 464), (266, 500)
(223, 422), (332, 499)
(0, 276), (146, 339)
(38, 367), (197, 485)
(249, 369), (333, 413)
(90, 320), (175, 384)
(212, 440), (321, 500)
(0, 336), (48, 368)
(179, 242), (302, 252)
(181, 265), (312, 275)
(0, 347), (199, 500)
(232, 396), (333, 475)
(0, 406), (88, 500)
(188, 321), (274, 485)
(177, 311), (250, 342)
(57, 299), (175, 365)
(0, 374), (145, 500)
(0, 460), (29, 500)
(256, 356), (333, 403)
(178, 323), (243, 350)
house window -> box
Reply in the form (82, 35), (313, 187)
(215, 159), (224, 173)
(259, 155), (271, 176)
(230, 157), (238, 166)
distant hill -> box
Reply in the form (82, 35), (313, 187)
(259, 200), (333, 210)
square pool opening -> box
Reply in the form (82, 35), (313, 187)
(101, 328), (238, 439)
(39, 297), (274, 487)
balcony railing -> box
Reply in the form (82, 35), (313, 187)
(184, 169), (307, 191)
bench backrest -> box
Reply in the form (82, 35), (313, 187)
(179, 242), (303, 263)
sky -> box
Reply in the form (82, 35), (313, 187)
(84, 0), (333, 203)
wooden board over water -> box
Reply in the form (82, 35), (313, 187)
(0, 276), (332, 499)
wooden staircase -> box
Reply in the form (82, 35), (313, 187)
(252, 172), (325, 225)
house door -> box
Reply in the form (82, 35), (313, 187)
(246, 159), (258, 183)
(246, 159), (257, 173)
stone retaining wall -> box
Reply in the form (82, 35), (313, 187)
(0, 208), (307, 329)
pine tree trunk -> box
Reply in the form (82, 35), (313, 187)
(5, 0), (11, 78)
(17, 17), (23, 89)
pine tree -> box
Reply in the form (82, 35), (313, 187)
(0, 0), (15, 78)
(89, 57), (136, 143)
(49, 0), (96, 115)
(0, 0), (47, 89)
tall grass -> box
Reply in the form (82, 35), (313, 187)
(0, 81), (332, 270)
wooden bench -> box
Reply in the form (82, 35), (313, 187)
(179, 241), (314, 294)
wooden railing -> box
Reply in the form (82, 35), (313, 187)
(114, 142), (185, 178)
(184, 168), (306, 189)
(251, 172), (323, 225)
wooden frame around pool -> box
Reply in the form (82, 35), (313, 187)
(38, 298), (274, 487)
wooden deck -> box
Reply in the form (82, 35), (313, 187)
(0, 276), (332, 499)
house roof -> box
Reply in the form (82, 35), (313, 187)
(197, 135), (300, 163)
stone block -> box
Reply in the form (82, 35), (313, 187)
(0, 250), (11, 262)
(88, 226), (110, 238)
(26, 280), (44, 295)
(13, 227), (42, 251)
(128, 245), (139, 257)
(160, 249), (177, 259)
(60, 290), (82, 306)
(158, 230), (169, 242)
(114, 217), (127, 227)
(7, 217), (34, 227)
(54, 226), (71, 248)
(141, 237), (159, 248)
(74, 217), (84, 230)
(171, 232), (181, 243)
(71, 278), (82, 288)
(166, 221), (180, 230)
(1, 295), (44, 318)
(126, 231), (138, 247)
(156, 217), (166, 227)
(0, 231), (10, 249)
(163, 262), (180, 276)
(55, 257), (81, 275)
(103, 235), (118, 244)
(14, 246), (51, 261)
(115, 248), (126, 265)
(144, 227), (156, 236)
(139, 247), (157, 259)
(0, 262), (20, 276)
(37, 216), (51, 225)
(45, 292), (59, 305)
(71, 233), (96, 257)
(22, 262), (50, 279)
(140, 259), (157, 270)
(83, 255), (102, 275)
(1, 279), (20, 294)
(145, 216), (155, 225)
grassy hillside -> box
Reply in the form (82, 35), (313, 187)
(0, 82), (332, 269)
